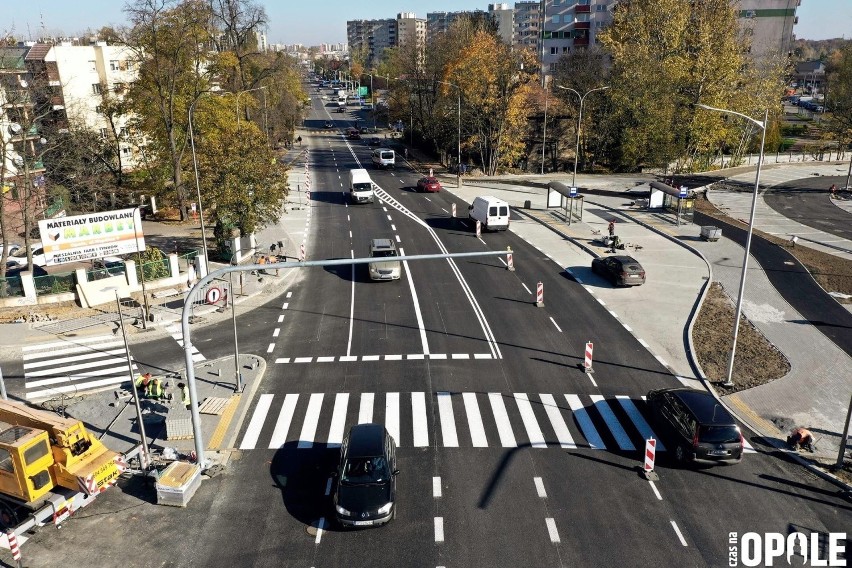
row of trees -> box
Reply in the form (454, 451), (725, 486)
(2, 0), (307, 276)
(340, 0), (852, 176)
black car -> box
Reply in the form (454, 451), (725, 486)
(646, 388), (744, 466)
(333, 423), (398, 528)
(368, 137), (381, 147)
(591, 255), (645, 286)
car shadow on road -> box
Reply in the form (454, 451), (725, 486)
(270, 442), (339, 529)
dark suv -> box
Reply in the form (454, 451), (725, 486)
(646, 388), (743, 466)
(333, 423), (398, 527)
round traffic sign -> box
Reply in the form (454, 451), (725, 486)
(206, 286), (222, 304)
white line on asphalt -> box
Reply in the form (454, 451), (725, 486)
(266, 343), (275, 353)
(671, 520), (688, 546)
(315, 517), (325, 544)
(488, 392), (517, 447)
(498, 257), (507, 266)
(597, 298), (606, 306)
(433, 476), (442, 498)
(545, 518), (560, 543)
(429, 353), (447, 360)
(294, 357), (312, 363)
(451, 353), (470, 359)
(515, 393), (547, 448)
(540, 394), (576, 448)
(565, 394), (605, 449)
(638, 338), (649, 348)
(385, 354), (403, 361)
(412, 391), (429, 447)
(655, 355), (669, 367)
(478, 237), (486, 245)
(277, 315), (284, 323)
(382, 206), (388, 212)
(347, 249), (355, 357)
(282, 302), (289, 309)
(549, 317), (562, 332)
(349, 230), (352, 238)
(615, 396), (666, 451)
(269, 394), (299, 449)
(473, 353), (492, 359)
(534, 477), (547, 498)
(297, 393), (324, 448)
(240, 394), (273, 449)
(591, 394), (635, 451)
(622, 323), (632, 332)
(407, 354), (425, 360)
(387, 214), (393, 221)
(273, 328), (280, 338)
(286, 291), (292, 298)
(274, 358), (290, 364)
(385, 393), (400, 446)
(441, 208), (449, 214)
(434, 517), (445, 542)
(649, 480), (662, 501)
(358, 393), (374, 424)
(395, 234), (401, 242)
(362, 355), (380, 361)
(437, 392), (459, 447)
(391, 224), (396, 231)
(325, 478), (333, 496)
(327, 393), (350, 447)
(587, 372), (598, 387)
(424, 197), (431, 202)
(463, 392), (488, 447)
(399, 246), (430, 355)
(316, 356), (335, 362)
(608, 310), (618, 318)
(522, 283), (532, 295)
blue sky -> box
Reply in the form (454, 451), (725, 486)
(4, 1), (848, 46)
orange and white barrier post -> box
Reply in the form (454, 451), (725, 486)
(506, 247), (515, 271)
(299, 244), (306, 262)
(476, 220), (482, 238)
(584, 341), (594, 372)
(536, 282), (544, 307)
(641, 438), (659, 480)
(7, 530), (22, 566)
(451, 203), (456, 218)
(429, 168), (433, 177)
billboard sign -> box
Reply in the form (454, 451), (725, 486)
(38, 208), (145, 266)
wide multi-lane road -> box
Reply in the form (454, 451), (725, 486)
(168, 96), (849, 568)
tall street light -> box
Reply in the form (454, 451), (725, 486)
(131, 205), (150, 329)
(541, 78), (550, 175)
(696, 103), (768, 387)
(236, 85), (268, 126)
(188, 95), (212, 269)
(362, 73), (376, 130)
(437, 80), (461, 188)
(556, 85), (610, 188)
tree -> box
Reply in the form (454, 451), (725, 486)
(823, 44), (852, 156)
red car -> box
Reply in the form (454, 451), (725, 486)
(416, 176), (442, 193)
(346, 129), (361, 140)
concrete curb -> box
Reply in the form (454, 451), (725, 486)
(224, 354), (267, 450)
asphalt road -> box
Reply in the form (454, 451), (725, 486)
(764, 175), (852, 242)
(16, 90), (852, 568)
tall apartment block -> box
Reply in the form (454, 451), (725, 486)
(540, 0), (616, 76)
(347, 13), (425, 67)
(514, 1), (542, 53)
(488, 4), (515, 45)
(736, 0), (800, 62)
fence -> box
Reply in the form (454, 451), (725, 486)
(33, 272), (76, 297)
(0, 275), (25, 298)
(671, 148), (850, 173)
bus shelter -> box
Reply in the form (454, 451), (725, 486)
(547, 181), (584, 225)
(648, 181), (695, 226)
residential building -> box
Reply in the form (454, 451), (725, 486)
(397, 12), (427, 53)
(737, 0), (800, 62)
(347, 18), (397, 67)
(488, 3), (515, 45)
(514, 1), (542, 53)
(426, 10), (490, 44)
(541, 0), (616, 77)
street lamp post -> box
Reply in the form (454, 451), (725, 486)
(556, 85), (610, 188)
(131, 206), (150, 329)
(437, 80), (461, 188)
(541, 81), (549, 175)
(188, 96), (211, 270)
(362, 73), (376, 130)
(696, 104), (768, 387)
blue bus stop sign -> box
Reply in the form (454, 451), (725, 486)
(569, 187), (577, 197)
(679, 186), (688, 198)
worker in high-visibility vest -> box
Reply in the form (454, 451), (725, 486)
(177, 382), (191, 411)
(135, 373), (152, 398)
(148, 377), (164, 401)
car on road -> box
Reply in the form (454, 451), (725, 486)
(368, 137), (381, 147)
(362, 102), (374, 110)
(324, 120), (333, 129)
(346, 129), (361, 140)
(368, 238), (401, 281)
(646, 388), (744, 466)
(336, 106), (346, 113)
(333, 423), (398, 528)
(591, 255), (646, 286)
(416, 176), (442, 193)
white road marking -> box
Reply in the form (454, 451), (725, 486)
(325, 478), (332, 496)
(649, 480), (663, 501)
(514, 393), (547, 448)
(437, 392), (459, 447)
(339, 356), (357, 362)
(282, 302), (289, 310)
(608, 310), (618, 318)
(615, 396), (666, 451)
(385, 392), (400, 445)
(522, 283), (532, 295)
(385, 354), (403, 361)
(597, 298), (606, 306)
(587, 372), (598, 387)
(433, 476), (442, 498)
(451, 353), (469, 360)
(429, 353), (447, 360)
(565, 394), (605, 449)
(412, 391), (429, 447)
(362, 355), (380, 361)
(297, 393), (324, 449)
(655, 355), (669, 367)
(540, 394), (576, 448)
(622, 323), (632, 332)
(638, 338), (650, 348)
(269, 394), (299, 449)
(549, 317), (562, 332)
(316, 356), (335, 362)
(391, 224), (396, 231)
(545, 518), (560, 543)
(434, 517), (445, 542)
(671, 520), (688, 546)
(272, 328), (280, 338)
(277, 315), (284, 323)
(488, 393), (517, 447)
(286, 291), (292, 298)
(358, 393), (374, 424)
(473, 353), (492, 359)
(294, 357), (312, 363)
(498, 257), (507, 266)
(395, 234), (401, 242)
(347, 249), (355, 356)
(463, 392), (488, 447)
(407, 353), (425, 360)
(534, 477), (547, 498)
(240, 394), (273, 449)
(274, 358), (290, 364)
(315, 517), (325, 544)
(387, 214), (393, 221)
(590, 395), (635, 451)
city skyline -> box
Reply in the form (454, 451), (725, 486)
(3, 1), (848, 47)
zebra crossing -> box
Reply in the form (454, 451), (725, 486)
(164, 323), (206, 362)
(22, 335), (138, 401)
(238, 391), (758, 453)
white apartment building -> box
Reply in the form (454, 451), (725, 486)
(541, 0), (616, 76)
(489, 3), (515, 45)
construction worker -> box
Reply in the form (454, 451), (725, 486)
(787, 427), (815, 452)
(135, 373), (152, 398)
(608, 219), (616, 237)
(148, 377), (164, 401)
(177, 382), (191, 411)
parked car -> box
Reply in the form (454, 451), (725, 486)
(6, 244), (46, 268)
(368, 238), (401, 281)
(333, 423), (398, 528)
(346, 129), (361, 140)
(416, 177), (442, 193)
(591, 255), (646, 286)
(368, 137), (381, 147)
(337, 106), (346, 113)
(646, 388), (744, 466)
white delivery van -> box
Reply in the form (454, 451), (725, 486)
(371, 148), (395, 169)
(348, 169), (375, 204)
(468, 196), (510, 231)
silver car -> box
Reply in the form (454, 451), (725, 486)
(368, 239), (401, 281)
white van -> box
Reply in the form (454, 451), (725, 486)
(468, 196), (510, 231)
(348, 169), (375, 204)
(371, 148), (395, 169)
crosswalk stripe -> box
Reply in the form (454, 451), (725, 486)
(488, 393), (517, 447)
(616, 396), (666, 451)
(358, 393), (374, 424)
(590, 395), (635, 451)
(327, 393), (349, 447)
(23, 345), (125, 367)
(514, 393), (547, 448)
(240, 394), (273, 449)
(743, 439), (757, 453)
(26, 366), (132, 388)
(21, 334), (116, 352)
(539, 394), (576, 448)
(25, 376), (132, 400)
(463, 392), (488, 447)
(565, 394), (605, 449)
(269, 394), (299, 449)
(437, 392), (459, 447)
(297, 393), (324, 449)
(386, 392), (400, 446)
(25, 356), (129, 377)
(411, 392), (429, 447)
